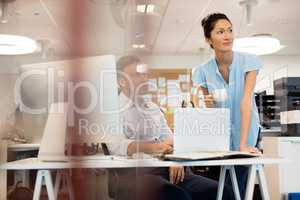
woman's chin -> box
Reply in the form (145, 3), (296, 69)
(219, 48), (233, 53)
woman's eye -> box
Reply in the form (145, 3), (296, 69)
(229, 28), (233, 32)
(218, 30), (224, 34)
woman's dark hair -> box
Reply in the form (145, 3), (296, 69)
(201, 13), (232, 39)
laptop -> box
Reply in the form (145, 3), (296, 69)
(164, 108), (260, 161)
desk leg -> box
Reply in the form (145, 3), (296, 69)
(244, 164), (270, 200)
(217, 166), (227, 200)
(54, 170), (74, 200)
(229, 166), (241, 200)
(257, 165), (270, 200)
(64, 170), (75, 200)
(54, 171), (62, 199)
(244, 165), (256, 200)
(217, 166), (241, 200)
(33, 170), (55, 200)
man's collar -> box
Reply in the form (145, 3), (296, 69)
(119, 92), (134, 111)
(119, 92), (151, 111)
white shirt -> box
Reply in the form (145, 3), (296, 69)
(108, 92), (172, 156)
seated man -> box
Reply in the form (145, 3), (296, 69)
(108, 55), (233, 200)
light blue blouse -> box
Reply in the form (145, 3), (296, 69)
(192, 51), (262, 150)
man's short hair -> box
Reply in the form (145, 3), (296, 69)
(116, 55), (141, 73)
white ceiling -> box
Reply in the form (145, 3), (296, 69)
(0, 0), (299, 58)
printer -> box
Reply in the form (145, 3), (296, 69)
(274, 77), (300, 136)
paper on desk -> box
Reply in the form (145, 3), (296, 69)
(158, 95), (167, 106)
(167, 80), (180, 94)
(167, 80), (180, 107)
(180, 82), (189, 92)
(180, 93), (190, 101)
(142, 94), (152, 103)
(178, 74), (190, 82)
(158, 77), (166, 88)
(167, 95), (180, 107)
(148, 79), (157, 92)
(158, 87), (166, 94)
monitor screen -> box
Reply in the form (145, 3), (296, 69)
(17, 55), (121, 145)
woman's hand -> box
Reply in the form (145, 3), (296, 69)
(239, 145), (261, 154)
(204, 94), (215, 108)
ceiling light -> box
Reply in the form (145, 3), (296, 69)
(233, 34), (284, 55)
(136, 4), (155, 13)
(136, 5), (146, 13)
(132, 44), (145, 49)
(146, 4), (155, 13)
(0, 34), (38, 55)
(239, 0), (258, 26)
(0, 0), (16, 23)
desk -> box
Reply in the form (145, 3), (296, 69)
(0, 156), (284, 200)
(0, 142), (40, 200)
(7, 143), (40, 152)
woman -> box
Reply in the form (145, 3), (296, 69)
(192, 13), (262, 198)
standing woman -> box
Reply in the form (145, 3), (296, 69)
(192, 13), (262, 198)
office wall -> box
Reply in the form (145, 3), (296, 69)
(0, 73), (17, 138)
(142, 54), (300, 94)
(258, 55), (300, 94)
(0, 55), (64, 140)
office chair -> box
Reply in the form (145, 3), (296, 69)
(101, 143), (119, 199)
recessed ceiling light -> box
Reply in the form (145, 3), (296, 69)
(137, 5), (146, 13)
(132, 44), (146, 49)
(146, 4), (155, 13)
(1, 0), (16, 23)
(0, 34), (38, 55)
(233, 34), (284, 55)
(136, 4), (155, 13)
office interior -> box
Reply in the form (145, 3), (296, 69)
(0, 0), (299, 200)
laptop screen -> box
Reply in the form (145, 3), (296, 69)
(173, 108), (230, 153)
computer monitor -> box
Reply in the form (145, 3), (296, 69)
(37, 102), (68, 161)
(17, 55), (121, 160)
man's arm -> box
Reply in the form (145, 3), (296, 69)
(127, 140), (173, 156)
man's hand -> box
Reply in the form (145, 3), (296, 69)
(164, 137), (173, 147)
(127, 141), (173, 156)
(169, 166), (185, 184)
(153, 142), (173, 154)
